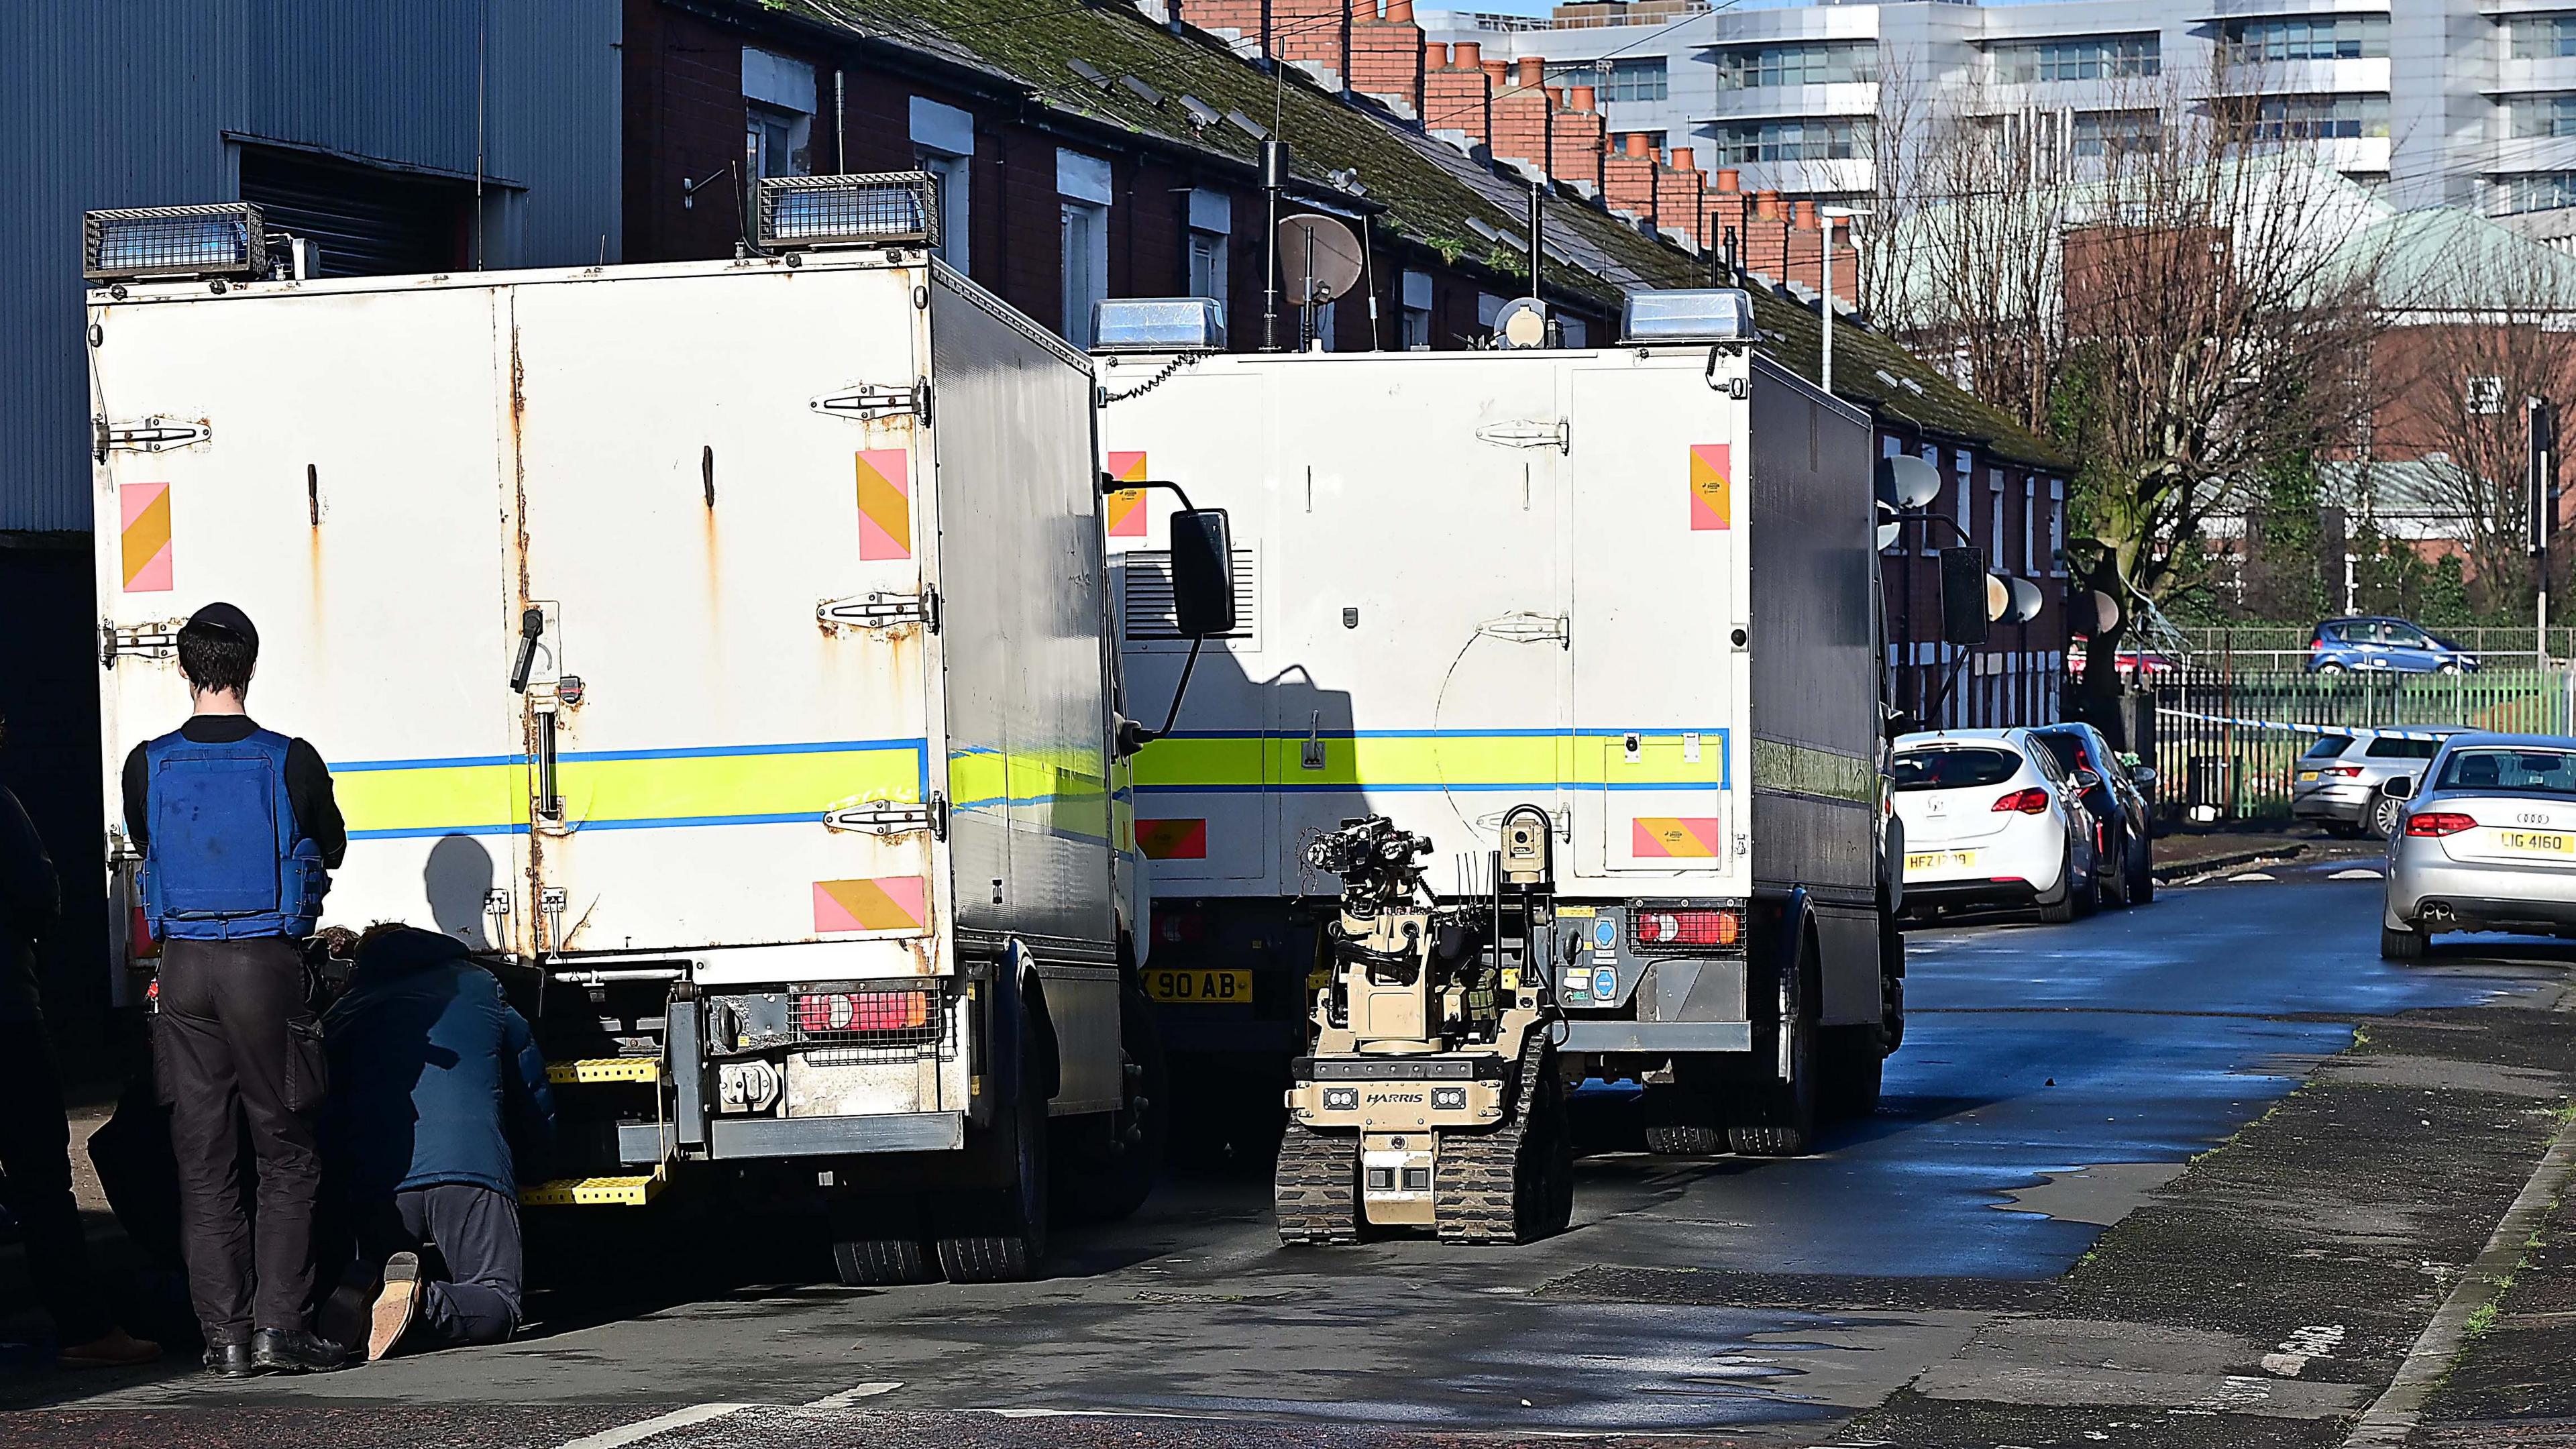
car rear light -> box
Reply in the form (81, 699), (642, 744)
(796, 989), (932, 1034)
(2406, 812), (2477, 838)
(1993, 788), (2051, 814)
(1634, 908), (1741, 947)
(2321, 766), (2362, 778)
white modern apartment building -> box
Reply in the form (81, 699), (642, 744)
(1421, 0), (2576, 234)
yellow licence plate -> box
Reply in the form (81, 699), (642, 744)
(1142, 967), (1252, 1004)
(1905, 849), (1980, 873)
(2500, 830), (2576, 857)
(2297, 771), (2319, 783)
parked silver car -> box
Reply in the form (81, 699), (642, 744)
(2290, 728), (2463, 839)
(2381, 733), (2576, 959)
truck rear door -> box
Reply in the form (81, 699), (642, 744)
(500, 266), (942, 967)
(1566, 366), (1737, 878)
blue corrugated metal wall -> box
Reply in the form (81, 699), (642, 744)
(0, 0), (623, 533)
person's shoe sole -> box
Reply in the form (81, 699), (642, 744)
(368, 1252), (423, 1362)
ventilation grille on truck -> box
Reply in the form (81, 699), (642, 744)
(1118, 548), (1258, 646)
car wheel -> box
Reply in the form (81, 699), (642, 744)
(2369, 794), (2408, 841)
(2438, 662), (2463, 676)
(2318, 661), (2347, 676)
(2129, 850), (2155, 905)
(2381, 923), (2427, 961)
(2037, 849), (2078, 924)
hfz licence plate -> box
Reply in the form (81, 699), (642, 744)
(2500, 830), (2576, 857)
(1906, 849), (1980, 873)
(1143, 968), (1251, 1003)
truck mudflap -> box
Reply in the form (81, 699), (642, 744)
(1556, 1020), (1754, 1054)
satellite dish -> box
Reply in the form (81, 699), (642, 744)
(1985, 572), (2011, 624)
(1876, 454), (1942, 511)
(1277, 215), (1363, 306)
(2006, 576), (2043, 625)
(1876, 519), (1902, 551)
(2083, 590), (2123, 635)
(1494, 297), (1549, 350)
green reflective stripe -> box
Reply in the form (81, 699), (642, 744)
(1753, 739), (1875, 804)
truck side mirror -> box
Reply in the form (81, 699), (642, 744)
(1939, 547), (1990, 646)
(1170, 508), (1236, 639)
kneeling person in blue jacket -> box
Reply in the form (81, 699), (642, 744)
(322, 925), (553, 1359)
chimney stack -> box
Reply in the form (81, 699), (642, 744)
(1350, 0), (1430, 114)
(1489, 50), (1556, 180)
(1424, 39), (1494, 146)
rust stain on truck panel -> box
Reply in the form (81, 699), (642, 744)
(508, 312), (545, 962)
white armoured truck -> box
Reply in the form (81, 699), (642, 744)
(82, 178), (1220, 1281)
(1094, 291), (1902, 1155)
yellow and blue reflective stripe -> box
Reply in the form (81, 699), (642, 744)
(1132, 727), (1731, 794)
(333, 737), (931, 841)
(947, 744), (1115, 843)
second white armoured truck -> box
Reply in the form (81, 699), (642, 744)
(1095, 290), (1902, 1161)
(83, 177), (1232, 1284)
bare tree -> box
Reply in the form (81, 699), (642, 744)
(2368, 230), (2576, 613)
(1870, 56), (2396, 712)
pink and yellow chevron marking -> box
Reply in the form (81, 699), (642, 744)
(855, 449), (912, 561)
(1631, 816), (1721, 859)
(812, 874), (928, 934)
(1688, 443), (1731, 532)
(1105, 449), (1148, 537)
(121, 483), (174, 592)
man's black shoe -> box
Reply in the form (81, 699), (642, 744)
(249, 1327), (347, 1374)
(202, 1340), (259, 1377)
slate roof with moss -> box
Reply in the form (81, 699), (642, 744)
(758, 0), (2065, 468)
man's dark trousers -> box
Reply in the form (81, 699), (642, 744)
(362, 1183), (523, 1348)
(0, 1022), (113, 1346)
(157, 936), (327, 1342)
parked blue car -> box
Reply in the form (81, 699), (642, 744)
(2306, 616), (2481, 675)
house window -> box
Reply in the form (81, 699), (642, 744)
(2511, 15), (2576, 58)
(2048, 478), (2067, 576)
(1882, 436), (1905, 555)
(2229, 93), (2390, 141)
(1919, 444), (1941, 556)
(743, 48), (816, 180)
(1058, 149), (1113, 347)
(2071, 110), (2161, 158)
(2023, 476), (2037, 574)
(1401, 270), (1433, 349)
(1988, 467), (2005, 561)
(2501, 172), (2576, 213)
(911, 97), (975, 271)
(2220, 14), (2388, 64)
(1711, 117), (1872, 166)
(1988, 34), (2159, 85)
(1187, 188), (1230, 309)
(1560, 315), (1588, 348)
(2468, 375), (2507, 415)
(1710, 42), (1877, 90)
(1547, 57), (1670, 102)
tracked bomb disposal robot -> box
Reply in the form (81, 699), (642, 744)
(1275, 807), (1574, 1244)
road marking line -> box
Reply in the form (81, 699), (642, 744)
(806, 1382), (903, 1407)
(556, 1402), (751, 1448)
(2342, 1098), (2576, 1445)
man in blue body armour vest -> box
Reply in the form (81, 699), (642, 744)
(125, 602), (350, 1375)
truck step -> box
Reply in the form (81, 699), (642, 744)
(546, 1058), (660, 1085)
(519, 1173), (664, 1208)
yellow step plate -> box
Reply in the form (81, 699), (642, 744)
(520, 1174), (663, 1208)
(546, 1058), (660, 1085)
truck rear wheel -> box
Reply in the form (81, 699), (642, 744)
(934, 1023), (1051, 1283)
(1727, 935), (1817, 1157)
(828, 1199), (934, 1287)
(1052, 981), (1167, 1224)
(1641, 1074), (1725, 1156)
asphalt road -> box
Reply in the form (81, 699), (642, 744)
(7, 859), (2560, 1448)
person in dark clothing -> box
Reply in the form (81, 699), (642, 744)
(319, 925), (552, 1359)
(126, 603), (349, 1376)
(0, 719), (160, 1371)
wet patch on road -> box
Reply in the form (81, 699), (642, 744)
(1988, 1163), (2189, 1226)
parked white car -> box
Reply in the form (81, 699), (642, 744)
(2381, 733), (2576, 959)
(1892, 729), (2101, 923)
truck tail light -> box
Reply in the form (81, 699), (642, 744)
(1993, 788), (2051, 814)
(796, 989), (932, 1034)
(1634, 908), (1740, 947)
(1157, 910), (1205, 945)
(2406, 812), (2477, 838)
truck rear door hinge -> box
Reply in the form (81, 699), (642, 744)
(1473, 418), (1570, 454)
(811, 378), (931, 427)
(1474, 610), (1570, 647)
(818, 586), (938, 633)
(100, 619), (180, 667)
(94, 415), (211, 463)
(825, 792), (947, 841)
